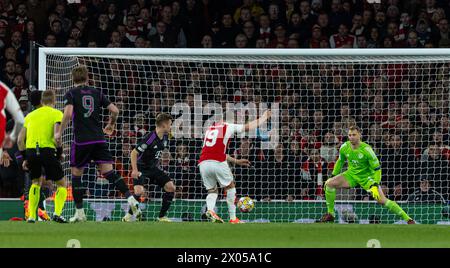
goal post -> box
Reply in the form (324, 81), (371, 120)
(38, 48), (450, 224)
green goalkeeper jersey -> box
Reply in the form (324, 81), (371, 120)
(332, 141), (381, 177)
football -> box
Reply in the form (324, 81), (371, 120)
(237, 196), (255, 213)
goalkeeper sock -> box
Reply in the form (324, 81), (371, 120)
(385, 199), (411, 221)
(325, 185), (336, 217)
(28, 184), (41, 220)
(103, 170), (132, 198)
(72, 175), (84, 209)
(226, 188), (237, 220)
(206, 192), (218, 211)
(159, 192), (174, 218)
(54, 186), (67, 216)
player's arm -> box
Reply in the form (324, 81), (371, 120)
(17, 127), (26, 154)
(58, 104), (73, 142)
(104, 103), (119, 135)
(16, 126), (27, 170)
(54, 122), (63, 159)
(244, 110), (271, 132)
(226, 154), (251, 166)
(366, 146), (381, 182)
(130, 148), (140, 178)
(332, 145), (347, 176)
(4, 89), (24, 147)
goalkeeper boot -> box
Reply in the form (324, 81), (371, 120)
(206, 210), (224, 223)
(38, 209), (51, 221)
(27, 218), (36, 223)
(52, 215), (68, 223)
(157, 216), (172, 222)
(229, 217), (242, 224)
(407, 219), (416, 224)
(69, 209), (87, 223)
(319, 213), (335, 223)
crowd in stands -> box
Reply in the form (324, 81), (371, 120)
(0, 0), (449, 204)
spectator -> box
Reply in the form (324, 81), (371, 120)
(350, 13), (365, 36)
(2, 59), (16, 87)
(420, 143), (449, 198)
(329, 23), (357, 48)
(216, 13), (238, 48)
(416, 19), (431, 47)
(242, 21), (257, 47)
(257, 13), (272, 46)
(200, 34), (212, 48)
(269, 23), (287, 48)
(234, 33), (248, 48)
(10, 31), (27, 64)
(297, 0), (316, 42)
(304, 24), (325, 48)
(432, 18), (450, 47)
(44, 33), (57, 47)
(407, 178), (446, 203)
(49, 19), (66, 47)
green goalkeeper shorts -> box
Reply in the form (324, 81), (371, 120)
(341, 171), (380, 191)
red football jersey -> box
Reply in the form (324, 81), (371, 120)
(0, 81), (23, 148)
(198, 122), (244, 164)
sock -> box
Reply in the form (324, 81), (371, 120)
(385, 199), (411, 221)
(38, 190), (46, 210)
(159, 192), (174, 218)
(128, 194), (140, 214)
(75, 208), (85, 217)
(206, 192), (218, 211)
(54, 187), (67, 216)
(325, 185), (336, 217)
(226, 188), (237, 220)
(28, 184), (41, 220)
(72, 175), (84, 209)
(103, 170), (131, 198)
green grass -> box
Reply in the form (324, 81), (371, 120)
(0, 221), (448, 248)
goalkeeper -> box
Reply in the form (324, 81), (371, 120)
(320, 126), (415, 224)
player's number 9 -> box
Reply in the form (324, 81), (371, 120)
(82, 95), (94, 118)
(204, 129), (219, 147)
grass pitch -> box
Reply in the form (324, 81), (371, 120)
(0, 221), (448, 248)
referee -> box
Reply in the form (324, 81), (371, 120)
(17, 90), (68, 223)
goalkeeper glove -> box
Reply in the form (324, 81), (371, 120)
(369, 185), (381, 202)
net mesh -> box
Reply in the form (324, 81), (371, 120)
(43, 52), (450, 223)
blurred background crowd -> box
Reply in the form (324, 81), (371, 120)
(0, 0), (449, 205)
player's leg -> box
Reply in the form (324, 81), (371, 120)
(98, 163), (140, 216)
(69, 143), (91, 222)
(158, 180), (175, 221)
(70, 166), (87, 222)
(25, 149), (42, 223)
(321, 173), (353, 222)
(199, 162), (224, 223)
(122, 173), (146, 222)
(44, 150), (68, 223)
(365, 182), (414, 223)
(224, 181), (240, 224)
(94, 143), (141, 216)
(148, 168), (175, 222)
(216, 162), (239, 223)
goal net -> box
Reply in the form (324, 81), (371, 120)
(40, 48), (450, 224)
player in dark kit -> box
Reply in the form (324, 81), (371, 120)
(57, 65), (141, 222)
(122, 113), (176, 222)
